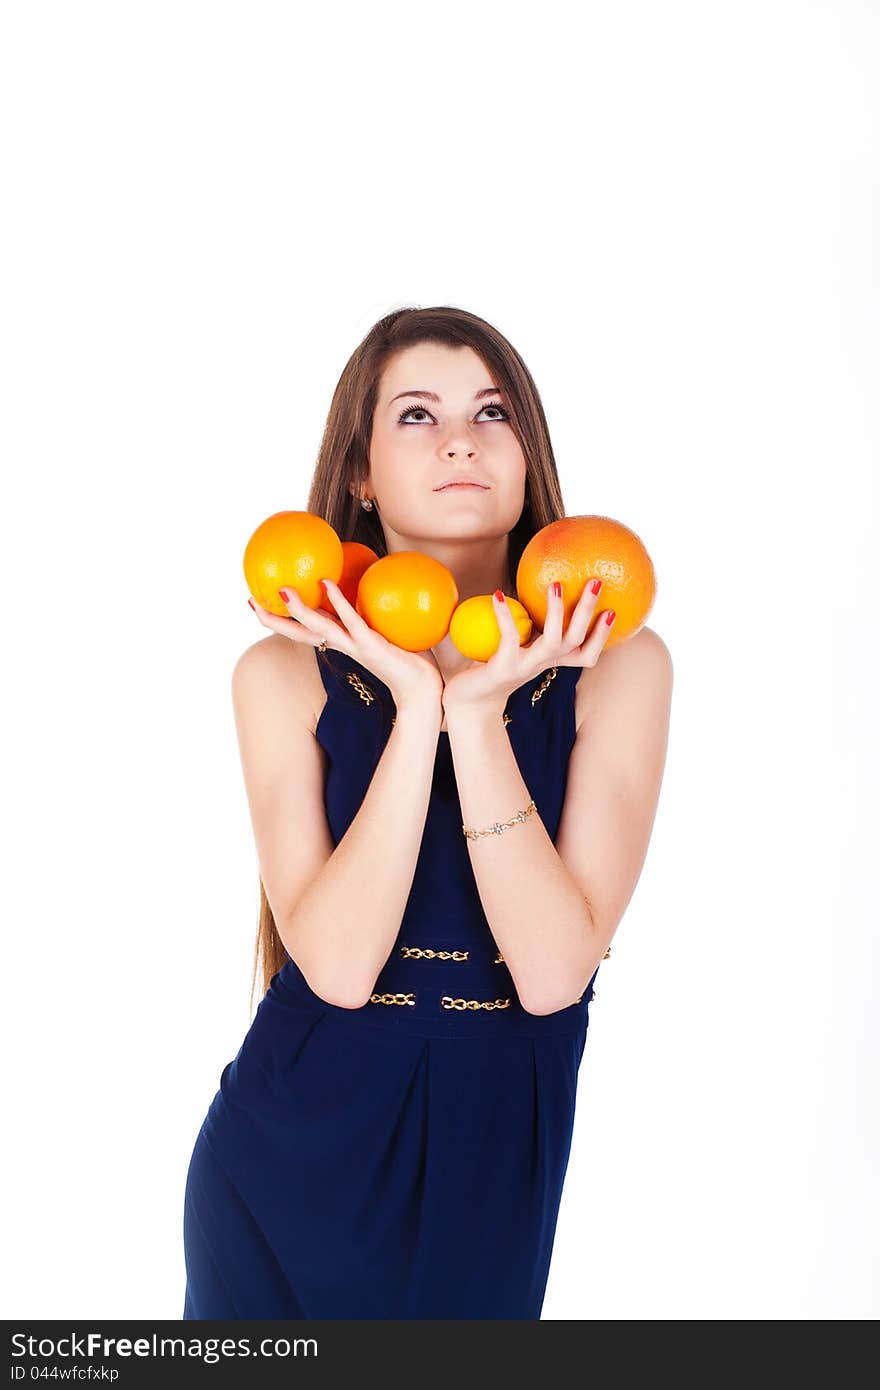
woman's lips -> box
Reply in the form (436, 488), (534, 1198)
(436, 483), (488, 490)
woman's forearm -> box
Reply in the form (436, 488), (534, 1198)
(445, 705), (601, 1015)
(281, 697), (443, 1009)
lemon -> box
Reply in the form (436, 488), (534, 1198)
(448, 594), (533, 662)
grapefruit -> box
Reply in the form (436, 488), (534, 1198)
(516, 515), (656, 648)
(355, 551), (459, 652)
(243, 511), (344, 616)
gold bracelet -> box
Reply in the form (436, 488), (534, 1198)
(462, 797), (537, 840)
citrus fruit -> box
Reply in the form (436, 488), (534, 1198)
(319, 541), (378, 614)
(516, 515), (656, 648)
(243, 510), (344, 616)
(448, 594), (533, 662)
(355, 551), (459, 652)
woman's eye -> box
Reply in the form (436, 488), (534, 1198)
(397, 403), (509, 424)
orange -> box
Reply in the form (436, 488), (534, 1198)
(243, 510), (344, 616)
(449, 594), (533, 662)
(516, 515), (656, 648)
(355, 551), (459, 652)
(318, 541), (378, 614)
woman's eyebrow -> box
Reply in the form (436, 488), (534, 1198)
(388, 387), (502, 406)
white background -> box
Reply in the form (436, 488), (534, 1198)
(2, 0), (876, 1320)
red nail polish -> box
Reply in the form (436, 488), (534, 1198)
(605, 610), (616, 625)
(494, 589), (504, 602)
(278, 588), (288, 602)
(591, 579), (602, 595)
(552, 581), (562, 597)
(247, 598), (256, 611)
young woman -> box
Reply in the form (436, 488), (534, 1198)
(182, 305), (673, 1319)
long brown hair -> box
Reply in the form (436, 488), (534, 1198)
(250, 304), (568, 1010)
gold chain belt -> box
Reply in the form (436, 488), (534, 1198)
(399, 946), (470, 961)
(401, 944), (610, 965)
(441, 996), (511, 1011)
(366, 992), (512, 1010)
(368, 941), (610, 1010)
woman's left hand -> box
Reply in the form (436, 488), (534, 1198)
(441, 581), (616, 719)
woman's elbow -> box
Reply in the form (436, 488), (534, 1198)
(289, 951), (373, 1011)
(517, 974), (586, 1016)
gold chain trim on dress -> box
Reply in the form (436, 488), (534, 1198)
(346, 671), (376, 705)
(441, 996), (511, 1011)
(530, 666), (558, 704)
(369, 992), (416, 1006)
(400, 946), (469, 961)
(346, 667), (559, 725)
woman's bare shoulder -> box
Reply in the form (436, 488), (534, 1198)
(232, 634), (327, 735)
(575, 625), (672, 733)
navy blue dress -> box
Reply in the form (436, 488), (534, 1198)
(182, 647), (601, 1319)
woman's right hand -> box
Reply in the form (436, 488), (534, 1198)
(249, 578), (445, 712)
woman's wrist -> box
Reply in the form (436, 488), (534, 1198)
(442, 695), (508, 736)
(392, 689), (445, 734)
(386, 660), (444, 718)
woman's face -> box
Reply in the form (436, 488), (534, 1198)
(362, 342), (527, 552)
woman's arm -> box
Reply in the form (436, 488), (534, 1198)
(232, 637), (443, 1009)
(445, 628), (673, 1015)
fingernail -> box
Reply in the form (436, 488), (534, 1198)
(278, 588), (288, 602)
(552, 581), (562, 598)
(494, 589), (504, 602)
(591, 579), (602, 595)
(247, 598), (256, 611)
(605, 610), (616, 626)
